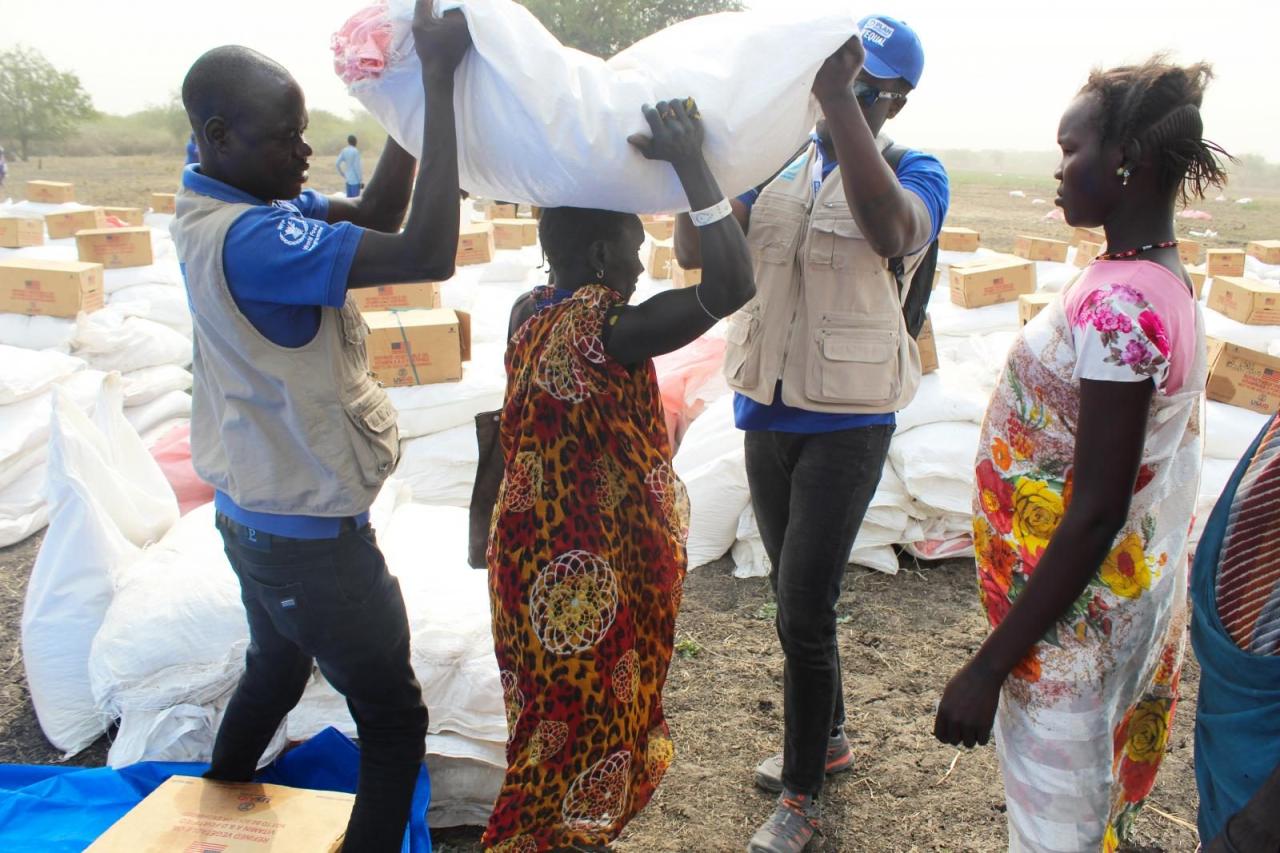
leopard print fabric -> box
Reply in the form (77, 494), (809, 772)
(482, 285), (689, 851)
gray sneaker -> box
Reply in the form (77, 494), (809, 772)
(754, 731), (854, 794)
(747, 790), (820, 853)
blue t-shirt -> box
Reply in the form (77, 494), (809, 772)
(733, 136), (950, 434)
(180, 165), (367, 538)
(337, 146), (363, 187)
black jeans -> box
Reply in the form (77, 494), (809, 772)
(744, 424), (894, 798)
(211, 514), (428, 853)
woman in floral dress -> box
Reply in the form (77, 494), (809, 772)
(934, 58), (1229, 852)
(482, 98), (754, 852)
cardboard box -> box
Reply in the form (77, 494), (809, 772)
(0, 217), (44, 248)
(1247, 240), (1280, 265)
(1206, 339), (1280, 415)
(456, 223), (495, 266)
(917, 315), (938, 375)
(672, 263), (702, 288)
(77, 227), (154, 269)
(0, 258), (104, 317)
(648, 239), (674, 280)
(1207, 248), (1246, 278)
(149, 192), (177, 214)
(45, 207), (107, 240)
(365, 308), (472, 387)
(642, 215), (675, 241)
(1019, 292), (1055, 325)
(948, 254), (1036, 309)
(1188, 268), (1206, 300)
(1070, 226), (1105, 247)
(1207, 276), (1280, 325)
(1074, 240), (1104, 268)
(84, 775), (352, 853)
(102, 206), (145, 227)
(350, 282), (442, 313)
(26, 180), (75, 204)
(491, 218), (538, 251)
(1013, 235), (1069, 263)
(483, 203), (518, 220)
(1179, 238), (1204, 266)
(938, 227), (980, 253)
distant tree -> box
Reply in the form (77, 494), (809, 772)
(520, 0), (745, 58)
(0, 46), (95, 160)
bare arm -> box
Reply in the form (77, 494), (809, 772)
(673, 200), (749, 270)
(326, 137), (415, 233)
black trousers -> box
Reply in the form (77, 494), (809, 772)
(744, 424), (894, 797)
(211, 514), (428, 853)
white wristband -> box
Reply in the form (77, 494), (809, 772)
(689, 198), (733, 228)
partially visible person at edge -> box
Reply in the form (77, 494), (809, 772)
(674, 15), (947, 853)
(482, 99), (754, 852)
(0, 146), (8, 191)
(934, 56), (1227, 853)
(1193, 410), (1280, 853)
(338, 134), (363, 198)
(168, 4), (471, 851)
(186, 132), (199, 166)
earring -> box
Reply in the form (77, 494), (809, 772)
(1116, 166), (1131, 187)
(596, 268), (605, 281)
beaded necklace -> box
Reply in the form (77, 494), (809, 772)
(1097, 240), (1178, 261)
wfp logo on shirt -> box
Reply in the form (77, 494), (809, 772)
(277, 216), (321, 251)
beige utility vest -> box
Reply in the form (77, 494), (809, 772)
(171, 188), (399, 517)
(724, 138), (925, 414)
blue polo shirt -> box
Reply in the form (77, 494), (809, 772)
(179, 165), (368, 538)
(734, 136), (949, 433)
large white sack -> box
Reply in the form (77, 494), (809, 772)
(889, 421), (982, 518)
(1204, 402), (1270, 462)
(0, 462), (50, 548)
(103, 258), (182, 295)
(0, 369), (106, 471)
(1201, 303), (1280, 353)
(73, 308), (192, 373)
(396, 424), (478, 506)
(387, 344), (506, 439)
(1193, 457), (1237, 546)
(426, 750), (506, 828)
(342, 0), (856, 211)
(928, 288), (1021, 338)
(896, 369), (990, 434)
(109, 283), (193, 336)
(22, 376), (178, 755)
(0, 345), (84, 404)
(674, 395), (748, 567)
(121, 365), (194, 407)
(124, 390), (192, 436)
(1245, 256), (1280, 282)
(0, 313), (78, 351)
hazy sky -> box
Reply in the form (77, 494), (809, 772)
(5, 0), (1278, 159)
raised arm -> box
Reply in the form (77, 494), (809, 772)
(326, 136), (415, 233)
(602, 99), (755, 366)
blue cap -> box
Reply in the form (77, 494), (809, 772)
(858, 15), (925, 89)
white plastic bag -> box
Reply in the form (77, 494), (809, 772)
(341, 0), (857, 211)
(0, 345), (84, 404)
(73, 308), (193, 373)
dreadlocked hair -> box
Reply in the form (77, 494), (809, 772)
(1080, 55), (1231, 203)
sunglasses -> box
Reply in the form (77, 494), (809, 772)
(851, 80), (908, 108)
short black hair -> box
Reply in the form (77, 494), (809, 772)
(348, 135), (357, 146)
(538, 207), (641, 267)
(181, 45), (292, 129)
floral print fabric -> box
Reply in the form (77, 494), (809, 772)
(483, 285), (688, 851)
(974, 261), (1205, 852)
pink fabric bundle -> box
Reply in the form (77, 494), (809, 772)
(149, 423), (213, 516)
(654, 336), (727, 449)
(332, 4), (394, 86)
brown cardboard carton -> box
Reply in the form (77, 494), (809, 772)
(938, 227), (980, 253)
(672, 264), (702, 288)
(1074, 240), (1104, 268)
(77, 227), (154, 269)
(0, 217), (45, 248)
(45, 207), (107, 240)
(365, 308), (472, 387)
(1188, 269), (1206, 300)
(1247, 240), (1280, 265)
(1206, 339), (1280, 415)
(1070, 226), (1105, 247)
(948, 254), (1036, 309)
(1013, 235), (1070, 263)
(456, 223), (495, 266)
(84, 775), (351, 853)
(1207, 248), (1246, 278)
(490, 218), (538, 250)
(1178, 238), (1204, 266)
(0, 258), (104, 317)
(1019, 293), (1056, 326)
(642, 216), (675, 241)
(917, 315), (938, 375)
(483, 203), (518, 220)
(1207, 276), (1280, 325)
(102, 207), (145, 227)
(26, 180), (75, 204)
(350, 282), (442, 313)
(648, 239), (674, 280)
(149, 192), (177, 214)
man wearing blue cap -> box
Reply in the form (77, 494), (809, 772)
(677, 15), (948, 852)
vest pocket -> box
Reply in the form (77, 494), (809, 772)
(339, 300), (370, 346)
(344, 383), (401, 486)
(808, 217), (863, 271)
(805, 327), (899, 407)
(723, 309), (761, 388)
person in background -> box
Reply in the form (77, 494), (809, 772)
(169, 3), (471, 850)
(675, 16), (947, 853)
(483, 98), (754, 852)
(934, 57), (1227, 852)
(0, 146), (8, 192)
(185, 132), (199, 166)
(1193, 410), (1280, 853)
(338, 134), (363, 198)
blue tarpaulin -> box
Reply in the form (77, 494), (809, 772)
(0, 727), (431, 852)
